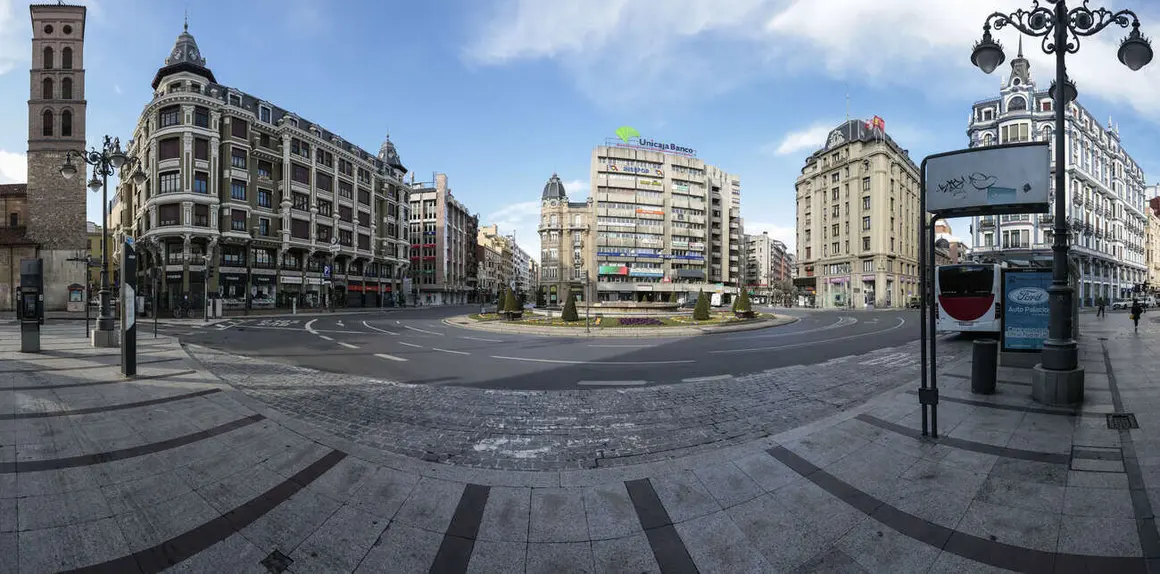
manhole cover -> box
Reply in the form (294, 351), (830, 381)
(1107, 413), (1139, 430)
(260, 549), (293, 573)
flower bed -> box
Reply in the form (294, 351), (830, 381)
(617, 317), (665, 327)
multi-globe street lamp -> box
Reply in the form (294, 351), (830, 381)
(60, 136), (146, 338)
(971, 1), (1151, 394)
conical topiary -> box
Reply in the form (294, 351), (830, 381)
(736, 288), (752, 312)
(562, 292), (579, 322)
(504, 288), (520, 317)
(693, 291), (710, 320)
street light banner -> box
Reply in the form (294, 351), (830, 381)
(923, 142), (1050, 217)
(1001, 268), (1051, 353)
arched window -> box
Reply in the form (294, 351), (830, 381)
(42, 77), (53, 99)
(983, 133), (994, 146)
(61, 77), (72, 99)
(61, 110), (72, 137)
(42, 109), (54, 136)
(549, 215), (558, 226)
(43, 46), (53, 69)
(61, 47), (72, 69)
(1008, 96), (1026, 111)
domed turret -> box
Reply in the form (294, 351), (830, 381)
(378, 134), (406, 173)
(152, 19), (216, 89)
(542, 173), (567, 200)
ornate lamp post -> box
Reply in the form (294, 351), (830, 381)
(972, 2), (1151, 400)
(60, 136), (145, 339)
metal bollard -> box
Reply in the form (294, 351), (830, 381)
(971, 339), (999, 395)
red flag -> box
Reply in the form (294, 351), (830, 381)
(872, 115), (886, 131)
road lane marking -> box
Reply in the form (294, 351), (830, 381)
(399, 341), (423, 348)
(375, 353), (408, 362)
(727, 316), (853, 339)
(305, 319), (319, 334)
(318, 335), (334, 341)
(588, 344), (654, 348)
(432, 347), (469, 355)
(337, 320), (344, 328)
(712, 317), (906, 354)
(405, 325), (444, 336)
(682, 375), (733, 382)
(490, 356), (694, 365)
(363, 321), (399, 335)
(338, 342), (358, 349)
(461, 336), (502, 342)
(577, 380), (648, 386)
(226, 325), (366, 334)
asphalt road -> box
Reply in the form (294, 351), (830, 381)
(159, 305), (969, 390)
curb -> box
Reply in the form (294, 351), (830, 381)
(442, 314), (797, 338)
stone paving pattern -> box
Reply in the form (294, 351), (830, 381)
(0, 314), (1155, 573)
(187, 338), (968, 471)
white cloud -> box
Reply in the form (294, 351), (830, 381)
(767, 121), (836, 157)
(742, 221), (795, 252)
(561, 179), (589, 198)
(0, 0), (25, 76)
(0, 150), (25, 184)
(484, 200), (543, 262)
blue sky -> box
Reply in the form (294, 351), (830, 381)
(2, 0), (1160, 260)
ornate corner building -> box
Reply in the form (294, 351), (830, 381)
(406, 173), (479, 305)
(0, 4), (89, 310)
(794, 121), (922, 309)
(966, 40), (1148, 305)
(109, 24), (411, 311)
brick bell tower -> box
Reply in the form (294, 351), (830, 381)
(26, 3), (87, 310)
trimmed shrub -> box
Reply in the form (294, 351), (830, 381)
(735, 289), (755, 318)
(562, 293), (579, 322)
(693, 291), (711, 320)
(503, 288), (521, 319)
(535, 288), (547, 308)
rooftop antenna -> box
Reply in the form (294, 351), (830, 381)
(184, 8), (188, 32)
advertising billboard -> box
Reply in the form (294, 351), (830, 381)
(924, 142), (1050, 217)
(1001, 269), (1051, 352)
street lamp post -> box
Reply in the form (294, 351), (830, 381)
(60, 136), (145, 343)
(972, 0), (1151, 401)
(328, 238), (340, 313)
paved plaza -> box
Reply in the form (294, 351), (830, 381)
(0, 312), (1157, 572)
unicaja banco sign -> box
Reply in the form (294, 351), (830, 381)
(611, 126), (696, 157)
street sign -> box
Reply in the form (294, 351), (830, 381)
(924, 142), (1050, 217)
(323, 265), (331, 279)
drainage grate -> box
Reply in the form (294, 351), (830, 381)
(260, 549), (293, 573)
(1107, 413), (1140, 430)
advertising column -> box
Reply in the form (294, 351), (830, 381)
(1002, 268), (1052, 353)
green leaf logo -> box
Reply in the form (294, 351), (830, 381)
(615, 126), (640, 144)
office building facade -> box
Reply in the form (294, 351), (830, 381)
(408, 174), (478, 305)
(966, 42), (1148, 304)
(744, 231), (791, 303)
(794, 120), (921, 309)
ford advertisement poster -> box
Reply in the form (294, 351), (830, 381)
(1001, 269), (1052, 352)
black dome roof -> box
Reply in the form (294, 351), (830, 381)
(542, 173), (566, 200)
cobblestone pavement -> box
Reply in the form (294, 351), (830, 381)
(186, 338), (971, 471)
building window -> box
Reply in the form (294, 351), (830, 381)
(9, 213), (16, 227)
(316, 172), (333, 192)
(862, 196), (870, 210)
(862, 236), (870, 251)
(358, 188), (370, 205)
(259, 106), (271, 123)
(832, 188), (839, 201)
(292, 193), (309, 211)
(339, 229), (353, 246)
(863, 260), (873, 273)
(194, 106), (209, 128)
(258, 218), (270, 236)
(61, 47), (72, 69)
(831, 173), (840, 183)
(292, 164), (310, 184)
(358, 211), (370, 226)
(231, 210), (247, 232)
(229, 94), (242, 107)
(158, 204), (180, 226)
(61, 110), (72, 137)
(231, 118), (247, 139)
(258, 188), (272, 208)
(193, 172), (208, 194)
(862, 177), (871, 191)
(339, 205), (353, 222)
(316, 225), (331, 242)
(159, 137), (180, 160)
(230, 180), (246, 201)
(158, 171), (179, 194)
(318, 200), (332, 217)
(257, 160), (272, 179)
(42, 77), (52, 99)
(338, 180), (353, 199)
(41, 109), (53, 136)
(862, 216), (871, 231)
(159, 106), (180, 127)
(43, 46), (53, 69)
(192, 138), (208, 160)
(230, 148), (246, 169)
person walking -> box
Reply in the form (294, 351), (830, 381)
(1097, 296), (1106, 318)
(1131, 298), (1144, 333)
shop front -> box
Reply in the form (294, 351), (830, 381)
(827, 276), (850, 309)
(347, 281), (365, 307)
(305, 277), (323, 308)
(252, 274), (276, 309)
(279, 275), (303, 308)
(861, 275), (876, 308)
(220, 272), (246, 311)
(164, 271), (183, 310)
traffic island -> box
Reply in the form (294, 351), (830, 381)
(447, 311), (797, 337)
